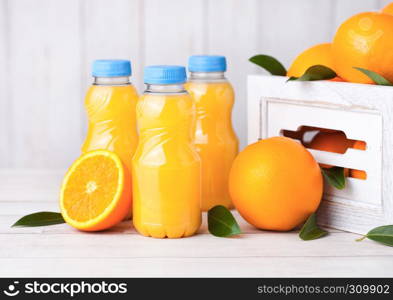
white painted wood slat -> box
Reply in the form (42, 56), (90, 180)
(1, 0), (389, 169)
(143, 0), (205, 66)
(0, 1), (10, 168)
(0, 209), (340, 235)
(0, 204), (390, 278)
(0, 204), (259, 234)
(256, 0), (335, 69)
(3, 231), (391, 260)
(0, 169), (63, 202)
(6, 0), (83, 169)
(1, 256), (392, 278)
(81, 0), (144, 93)
(1, 0), (393, 279)
(206, 0), (259, 151)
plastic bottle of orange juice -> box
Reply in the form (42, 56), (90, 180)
(185, 55), (238, 211)
(132, 65), (201, 238)
(81, 60), (138, 216)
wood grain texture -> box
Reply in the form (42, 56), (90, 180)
(0, 169), (63, 202)
(1, 204), (340, 235)
(5, 231), (392, 259)
(207, 0), (259, 150)
(0, 199), (390, 278)
(144, 0), (205, 66)
(256, 0), (334, 68)
(81, 0), (144, 93)
(0, 1), (391, 279)
(2, 256), (392, 277)
(248, 75), (393, 234)
(0, 1), (9, 168)
(6, 0), (83, 169)
(0, 196), (384, 278)
(0, 0), (386, 169)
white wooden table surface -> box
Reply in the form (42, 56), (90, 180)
(1, 170), (392, 278)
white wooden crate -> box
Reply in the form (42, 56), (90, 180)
(247, 75), (393, 234)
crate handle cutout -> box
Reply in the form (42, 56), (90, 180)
(281, 126), (368, 181)
(349, 169), (367, 180)
(247, 76), (388, 233)
(281, 126), (367, 154)
(258, 96), (382, 207)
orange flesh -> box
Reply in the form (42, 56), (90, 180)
(62, 155), (119, 222)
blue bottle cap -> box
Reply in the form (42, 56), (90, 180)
(92, 59), (132, 77)
(144, 65), (187, 84)
(188, 55), (227, 72)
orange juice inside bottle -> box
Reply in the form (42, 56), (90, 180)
(185, 55), (238, 211)
(132, 65), (201, 238)
(81, 60), (138, 217)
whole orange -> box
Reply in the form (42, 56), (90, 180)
(308, 131), (351, 154)
(382, 2), (393, 15)
(351, 139), (366, 151)
(349, 140), (367, 180)
(308, 131), (351, 175)
(287, 43), (336, 78)
(228, 137), (323, 231)
(332, 12), (393, 83)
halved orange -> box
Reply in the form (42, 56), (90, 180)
(60, 150), (131, 231)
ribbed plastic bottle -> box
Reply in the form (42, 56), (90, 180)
(81, 59), (138, 217)
(185, 55), (238, 211)
(132, 65), (201, 238)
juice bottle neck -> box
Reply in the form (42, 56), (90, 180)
(144, 84), (187, 94)
(94, 76), (131, 86)
(188, 72), (226, 82)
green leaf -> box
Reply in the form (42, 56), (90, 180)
(353, 67), (393, 86)
(299, 213), (328, 241)
(208, 205), (242, 237)
(287, 65), (336, 82)
(321, 167), (346, 190)
(12, 211), (65, 227)
(357, 225), (393, 247)
(249, 55), (287, 76)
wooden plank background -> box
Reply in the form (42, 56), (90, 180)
(0, 0), (391, 170)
